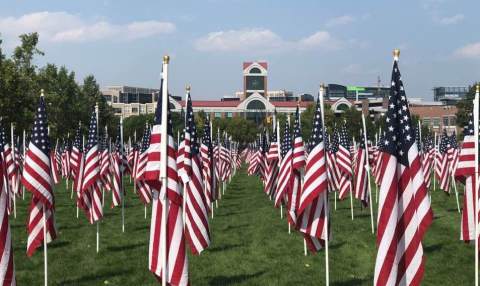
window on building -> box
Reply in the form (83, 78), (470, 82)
(215, 112), (221, 118)
(432, 117), (440, 126)
(227, 112), (233, 118)
(443, 116), (449, 126)
(249, 67), (261, 74)
(423, 118), (431, 126)
(450, 116), (456, 126)
(132, 107), (138, 113)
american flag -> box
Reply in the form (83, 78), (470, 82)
(297, 97), (329, 253)
(81, 110), (102, 223)
(220, 136), (232, 182)
(422, 136), (435, 189)
(60, 139), (70, 179)
(177, 128), (186, 183)
(373, 133), (386, 186)
(274, 120), (293, 208)
(374, 52), (433, 286)
(145, 70), (188, 285)
(50, 142), (60, 185)
(0, 127), (16, 285)
(336, 124), (353, 200)
(22, 95), (57, 257)
(436, 131), (451, 194)
(200, 118), (214, 211)
(99, 132), (112, 193)
(111, 130), (123, 208)
(455, 110), (479, 242)
(257, 131), (267, 182)
(265, 119), (279, 198)
(449, 132), (459, 176)
(183, 91), (210, 255)
(72, 129), (89, 221)
(288, 106), (305, 226)
(70, 125), (82, 178)
(354, 130), (369, 206)
(325, 132), (340, 193)
(0, 127), (14, 212)
(134, 125), (152, 205)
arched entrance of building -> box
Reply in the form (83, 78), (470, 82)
(245, 100), (266, 125)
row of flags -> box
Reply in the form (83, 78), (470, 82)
(246, 51), (479, 285)
(0, 53), (478, 285)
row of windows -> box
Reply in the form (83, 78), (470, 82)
(422, 116), (456, 127)
(214, 112), (233, 118)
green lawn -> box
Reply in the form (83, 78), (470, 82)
(11, 168), (474, 285)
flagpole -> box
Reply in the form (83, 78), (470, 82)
(41, 89), (48, 286)
(160, 56), (170, 286)
(22, 129), (25, 200)
(95, 103), (101, 253)
(120, 114), (125, 233)
(319, 84), (329, 286)
(11, 122), (16, 219)
(287, 114), (291, 234)
(433, 132), (437, 191)
(362, 114), (375, 233)
(473, 84), (479, 286)
(276, 120), (283, 218)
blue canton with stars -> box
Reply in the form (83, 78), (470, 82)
(281, 120), (291, 158)
(380, 59), (416, 166)
(154, 78), (174, 136)
(30, 96), (51, 155)
(185, 92), (199, 155)
(141, 125), (151, 153)
(338, 124), (351, 151)
(73, 124), (83, 152)
(308, 97), (324, 153)
(85, 109), (97, 153)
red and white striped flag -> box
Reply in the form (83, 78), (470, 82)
(274, 121), (293, 208)
(134, 125), (152, 205)
(200, 118), (214, 212)
(354, 130), (369, 206)
(81, 110), (102, 223)
(0, 127), (16, 285)
(183, 91), (210, 254)
(265, 119), (279, 198)
(22, 95), (57, 257)
(297, 97), (329, 253)
(336, 124), (353, 200)
(374, 52), (433, 286)
(436, 131), (451, 194)
(289, 106), (305, 226)
(145, 65), (188, 285)
(455, 111), (479, 242)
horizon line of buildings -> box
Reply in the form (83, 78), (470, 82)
(102, 61), (466, 133)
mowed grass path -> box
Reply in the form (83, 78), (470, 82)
(12, 167), (474, 285)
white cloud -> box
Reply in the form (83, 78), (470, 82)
(195, 28), (340, 52)
(325, 15), (355, 27)
(194, 28), (286, 52)
(0, 11), (175, 44)
(436, 13), (464, 25)
(454, 42), (480, 59)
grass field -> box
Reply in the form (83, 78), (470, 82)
(11, 168), (475, 285)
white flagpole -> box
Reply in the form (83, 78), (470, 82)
(362, 114), (375, 233)
(348, 121), (354, 221)
(433, 132), (437, 191)
(120, 115), (125, 233)
(276, 120), (283, 217)
(43, 205), (48, 286)
(66, 131), (69, 193)
(319, 84), (329, 286)
(22, 129), (25, 200)
(473, 84), (479, 286)
(95, 103), (101, 252)
(160, 56), (170, 286)
(287, 114), (291, 234)
(40, 89), (48, 286)
(11, 123), (16, 219)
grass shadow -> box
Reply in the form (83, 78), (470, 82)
(106, 242), (145, 252)
(424, 243), (444, 253)
(58, 269), (134, 285)
(208, 270), (266, 285)
(207, 243), (242, 253)
(329, 242), (346, 250)
(49, 240), (71, 249)
(332, 277), (368, 286)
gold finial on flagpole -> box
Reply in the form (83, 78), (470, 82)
(476, 83), (479, 94)
(393, 49), (400, 60)
(163, 55), (170, 64)
(186, 85), (191, 92)
(40, 89), (44, 97)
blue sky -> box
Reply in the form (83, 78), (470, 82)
(1, 0), (479, 100)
